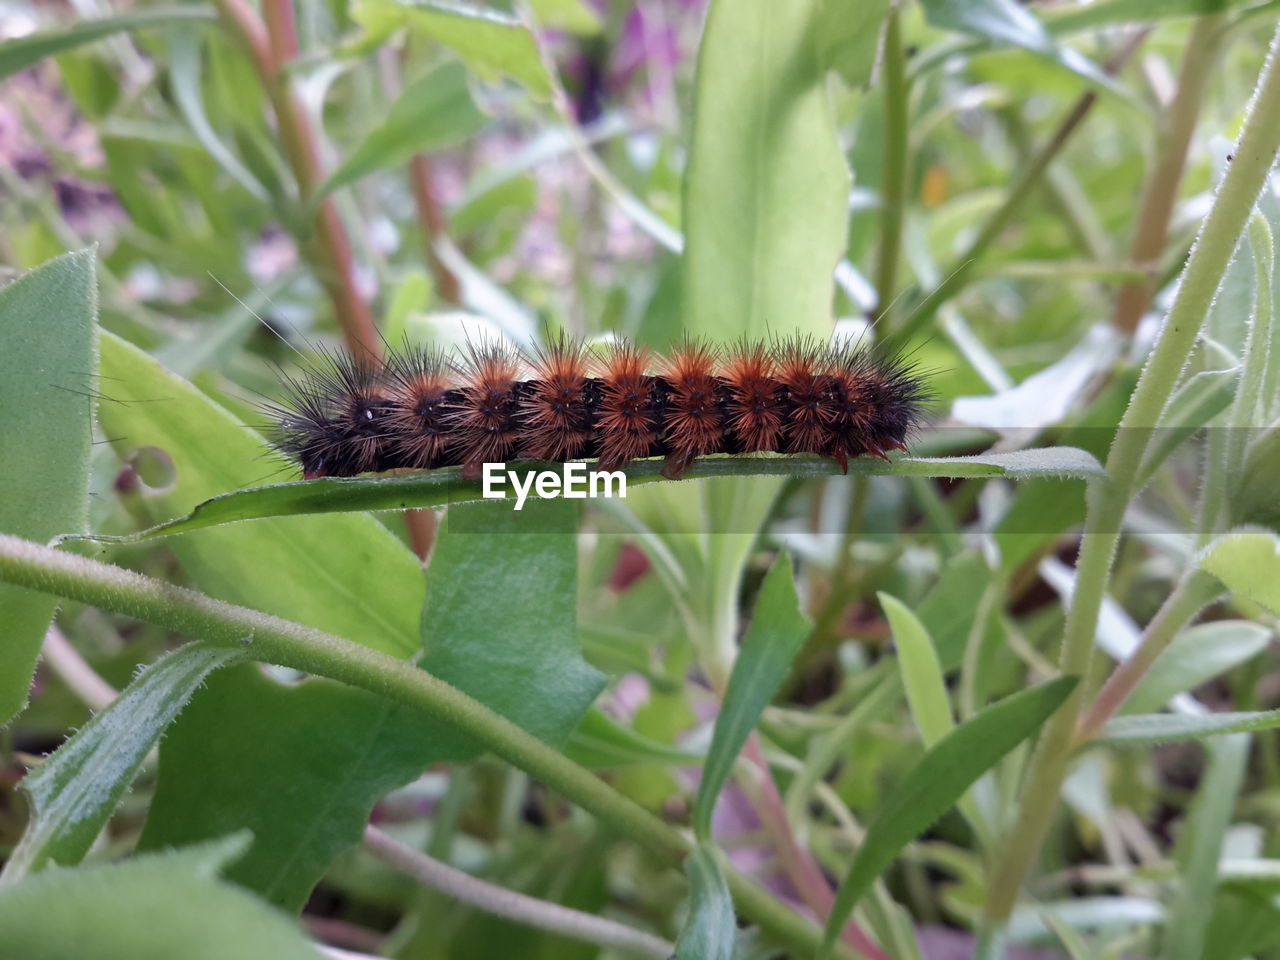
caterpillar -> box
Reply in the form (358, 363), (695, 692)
(269, 337), (929, 481)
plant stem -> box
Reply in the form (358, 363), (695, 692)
(408, 155), (462, 304)
(363, 826), (673, 958)
(892, 31), (1147, 345)
(0, 533), (860, 960)
(1112, 13), (1226, 334)
(213, 0), (382, 358)
(1074, 569), (1222, 744)
(983, 20), (1280, 928)
(876, 9), (909, 324)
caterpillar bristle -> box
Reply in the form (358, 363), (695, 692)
(384, 347), (451, 470)
(266, 337), (928, 481)
(520, 337), (594, 463)
(660, 340), (722, 479)
(596, 342), (659, 474)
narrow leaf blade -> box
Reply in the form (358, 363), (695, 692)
(3, 644), (244, 879)
(675, 844), (736, 960)
(694, 554), (811, 841)
(819, 677), (1078, 957)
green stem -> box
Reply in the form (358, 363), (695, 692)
(1074, 569), (1222, 745)
(983, 20), (1280, 928)
(876, 9), (909, 323)
(0, 533), (857, 960)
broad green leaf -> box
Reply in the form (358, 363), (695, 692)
(880, 592), (952, 746)
(818, 677), (1078, 958)
(693, 555), (811, 841)
(817, 0), (891, 88)
(418, 497), (603, 748)
(562, 707), (701, 769)
(0, 7), (215, 81)
(168, 27), (267, 201)
(95, 332), (424, 656)
(1097, 711), (1280, 746)
(0, 250), (96, 724)
(919, 0), (1128, 98)
(1125, 621), (1271, 715)
(2, 644), (243, 881)
(674, 844), (736, 960)
(1199, 529), (1280, 615)
(681, 0), (849, 339)
(353, 0), (552, 99)
(71, 447), (1107, 544)
(0, 836), (324, 960)
(139, 498), (599, 911)
(1164, 735), (1249, 960)
(95, 334), (429, 909)
(139, 667), (446, 910)
(320, 62), (487, 197)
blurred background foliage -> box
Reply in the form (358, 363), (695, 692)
(3, 1), (1280, 959)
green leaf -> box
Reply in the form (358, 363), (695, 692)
(693, 554), (811, 841)
(95, 332), (425, 657)
(168, 27), (267, 201)
(2, 645), (244, 880)
(1164, 735), (1250, 960)
(919, 0), (1129, 98)
(1048, 0), (1244, 34)
(681, 0), (849, 339)
(0, 7), (215, 81)
(1136, 366), (1239, 487)
(816, 0), (891, 88)
(527, 0), (601, 34)
(1125, 621), (1271, 715)
(70, 448), (1106, 544)
(0, 837), (324, 960)
(1199, 528), (1280, 615)
(353, 0), (552, 99)
(1096, 710), (1280, 746)
(675, 844), (736, 960)
(880, 592), (953, 747)
(0, 249), (96, 724)
(320, 61), (487, 197)
(139, 667), (444, 910)
(562, 707), (701, 769)
(818, 677), (1078, 958)
(137, 496), (599, 911)
(418, 497), (604, 748)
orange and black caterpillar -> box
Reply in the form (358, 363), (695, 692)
(270, 338), (928, 480)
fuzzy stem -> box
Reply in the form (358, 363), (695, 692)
(1112, 13), (1226, 334)
(1074, 569), (1222, 744)
(362, 826), (673, 958)
(984, 21), (1280, 928)
(408, 155), (462, 304)
(876, 9), (909, 324)
(0, 533), (861, 960)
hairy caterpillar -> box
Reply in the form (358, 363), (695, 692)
(269, 338), (929, 481)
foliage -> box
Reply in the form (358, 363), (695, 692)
(2, 2), (1280, 959)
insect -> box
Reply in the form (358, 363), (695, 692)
(268, 337), (928, 481)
